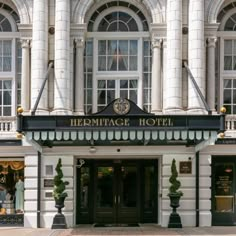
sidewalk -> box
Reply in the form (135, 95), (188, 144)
(1, 225), (236, 236)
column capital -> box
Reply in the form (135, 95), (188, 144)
(152, 37), (162, 49)
(74, 37), (85, 48)
(20, 39), (31, 48)
(207, 37), (217, 48)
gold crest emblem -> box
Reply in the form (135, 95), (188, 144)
(113, 98), (130, 115)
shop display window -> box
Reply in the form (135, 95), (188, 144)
(0, 161), (24, 215)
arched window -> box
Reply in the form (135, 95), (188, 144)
(84, 1), (151, 114)
(0, 3), (21, 117)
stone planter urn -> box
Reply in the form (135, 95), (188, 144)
(168, 159), (183, 228)
(51, 158), (69, 229)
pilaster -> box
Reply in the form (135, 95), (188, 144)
(151, 37), (162, 114)
(74, 37), (85, 115)
(207, 37), (217, 112)
(21, 39), (31, 113)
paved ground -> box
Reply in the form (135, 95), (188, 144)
(1, 225), (236, 236)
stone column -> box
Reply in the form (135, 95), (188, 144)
(54, 0), (71, 114)
(74, 37), (85, 115)
(207, 37), (217, 112)
(188, 0), (205, 112)
(31, 0), (48, 113)
(151, 37), (162, 113)
(21, 39), (30, 113)
(165, 0), (182, 112)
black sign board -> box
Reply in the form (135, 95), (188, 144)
(179, 161), (192, 174)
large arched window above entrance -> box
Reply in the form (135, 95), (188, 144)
(84, 1), (151, 115)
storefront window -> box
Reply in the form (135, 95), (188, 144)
(0, 161), (24, 215)
(214, 163), (234, 212)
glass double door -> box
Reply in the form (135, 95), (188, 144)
(212, 156), (236, 225)
(95, 161), (138, 224)
(76, 159), (158, 225)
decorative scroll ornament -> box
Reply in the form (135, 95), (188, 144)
(113, 98), (130, 115)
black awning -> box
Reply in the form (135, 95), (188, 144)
(17, 98), (225, 147)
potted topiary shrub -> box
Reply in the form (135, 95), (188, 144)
(168, 158), (183, 228)
(51, 158), (69, 229)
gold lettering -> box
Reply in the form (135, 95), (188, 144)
(124, 118), (130, 126)
(139, 118), (145, 126)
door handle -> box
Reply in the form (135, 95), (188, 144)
(118, 195), (120, 204)
(114, 195), (116, 204)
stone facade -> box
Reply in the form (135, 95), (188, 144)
(0, 0), (235, 229)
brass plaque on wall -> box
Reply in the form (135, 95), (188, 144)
(179, 161), (192, 174)
(44, 179), (54, 187)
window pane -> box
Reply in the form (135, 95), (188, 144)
(108, 40), (117, 55)
(107, 80), (115, 88)
(98, 41), (106, 55)
(119, 40), (128, 54)
(130, 80), (137, 88)
(120, 90), (128, 98)
(233, 90), (236, 103)
(98, 90), (105, 104)
(87, 74), (93, 88)
(224, 56), (232, 70)
(3, 107), (11, 116)
(4, 91), (11, 105)
(0, 91), (2, 105)
(118, 22), (128, 31)
(86, 57), (93, 72)
(225, 40), (232, 54)
(127, 19), (138, 31)
(98, 56), (106, 71)
(86, 41), (93, 56)
(118, 56), (128, 70)
(224, 79), (232, 88)
(86, 89), (92, 104)
(120, 80), (128, 88)
(130, 56), (137, 70)
(224, 90), (231, 104)
(98, 80), (105, 88)
(234, 56), (236, 70)
(130, 90), (137, 102)
(107, 90), (115, 103)
(130, 40), (137, 55)
(3, 41), (12, 56)
(3, 57), (11, 71)
(3, 80), (12, 89)
(108, 56), (117, 70)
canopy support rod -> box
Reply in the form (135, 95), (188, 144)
(31, 61), (54, 116)
(183, 61), (211, 115)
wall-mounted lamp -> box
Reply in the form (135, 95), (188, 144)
(89, 146), (96, 153)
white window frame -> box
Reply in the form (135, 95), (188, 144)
(0, 9), (20, 117)
(86, 5), (150, 113)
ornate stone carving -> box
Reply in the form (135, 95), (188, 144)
(152, 37), (162, 49)
(207, 37), (217, 48)
(20, 39), (30, 48)
(74, 37), (85, 48)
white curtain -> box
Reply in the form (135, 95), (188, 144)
(2, 40), (12, 71)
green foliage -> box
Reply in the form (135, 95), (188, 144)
(168, 159), (183, 196)
(52, 158), (69, 200)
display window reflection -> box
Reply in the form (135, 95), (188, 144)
(0, 161), (24, 215)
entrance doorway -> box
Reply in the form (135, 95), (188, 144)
(212, 156), (236, 225)
(76, 159), (158, 225)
